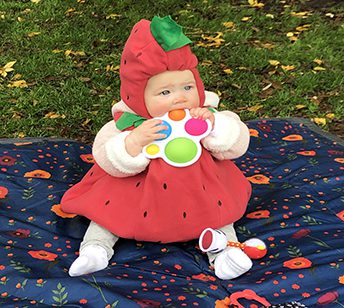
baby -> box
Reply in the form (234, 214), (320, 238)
(61, 16), (252, 280)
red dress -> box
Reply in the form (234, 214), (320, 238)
(61, 148), (251, 243)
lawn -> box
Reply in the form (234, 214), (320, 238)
(1, 0), (343, 143)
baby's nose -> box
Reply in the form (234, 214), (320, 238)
(173, 93), (186, 104)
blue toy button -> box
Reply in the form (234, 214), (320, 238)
(156, 120), (172, 141)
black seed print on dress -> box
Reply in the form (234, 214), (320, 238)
(127, 95), (130, 100)
(202, 185), (206, 191)
(105, 200), (110, 206)
(136, 52), (142, 58)
(143, 211), (148, 217)
(217, 200), (222, 206)
(183, 212), (187, 218)
(124, 60), (127, 64)
(90, 172), (93, 176)
(163, 183), (167, 190)
(136, 181), (141, 187)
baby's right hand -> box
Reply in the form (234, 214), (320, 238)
(125, 119), (167, 157)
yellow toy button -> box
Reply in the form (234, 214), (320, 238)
(146, 144), (160, 155)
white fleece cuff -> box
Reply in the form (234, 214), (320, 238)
(105, 131), (150, 175)
(202, 113), (241, 153)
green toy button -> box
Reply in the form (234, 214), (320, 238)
(164, 137), (197, 164)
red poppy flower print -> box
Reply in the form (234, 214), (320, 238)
(0, 156), (16, 166)
(24, 170), (51, 179)
(51, 204), (77, 218)
(246, 174), (270, 184)
(8, 229), (30, 238)
(0, 186), (9, 199)
(80, 154), (95, 164)
(283, 257), (312, 269)
(296, 150), (316, 156)
(246, 210), (270, 219)
(336, 210), (344, 221)
(282, 134), (303, 141)
(28, 250), (58, 261)
(317, 291), (339, 305)
(249, 129), (259, 137)
(292, 228), (311, 239)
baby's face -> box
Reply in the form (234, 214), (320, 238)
(144, 70), (200, 117)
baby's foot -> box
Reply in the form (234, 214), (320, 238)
(69, 245), (108, 277)
(214, 247), (252, 280)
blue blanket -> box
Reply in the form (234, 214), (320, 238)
(0, 118), (343, 307)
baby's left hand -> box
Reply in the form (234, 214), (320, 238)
(189, 107), (215, 129)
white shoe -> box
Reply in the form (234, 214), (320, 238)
(214, 247), (253, 280)
(69, 245), (108, 277)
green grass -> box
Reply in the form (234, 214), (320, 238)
(1, 0), (343, 143)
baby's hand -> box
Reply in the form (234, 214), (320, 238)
(189, 107), (215, 128)
(125, 119), (167, 157)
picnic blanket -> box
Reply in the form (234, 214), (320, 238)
(0, 118), (343, 307)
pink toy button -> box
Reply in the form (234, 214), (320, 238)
(184, 118), (208, 136)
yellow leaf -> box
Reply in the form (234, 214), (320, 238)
(248, 0), (264, 8)
(296, 24), (311, 32)
(291, 11), (311, 17)
(106, 65), (120, 72)
(52, 49), (63, 54)
(8, 80), (28, 88)
(241, 16), (251, 22)
(17, 17), (24, 22)
(269, 60), (280, 66)
(286, 32), (295, 37)
(281, 65), (295, 71)
(326, 113), (335, 119)
(44, 112), (66, 119)
(0, 61), (16, 77)
(27, 32), (41, 38)
(265, 14), (274, 19)
(18, 132), (26, 138)
(223, 21), (235, 28)
(313, 58), (323, 65)
(312, 118), (326, 125)
(106, 14), (121, 20)
(223, 68), (233, 75)
(295, 104), (306, 110)
(197, 32), (225, 48)
(31, 0), (41, 3)
(313, 66), (326, 71)
(247, 104), (263, 112)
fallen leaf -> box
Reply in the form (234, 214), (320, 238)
(0, 61), (16, 77)
(44, 112), (66, 119)
(31, 0), (41, 3)
(27, 32), (41, 38)
(248, 0), (264, 8)
(241, 16), (251, 22)
(106, 65), (120, 72)
(326, 113), (335, 119)
(106, 14), (121, 20)
(223, 21), (235, 29)
(247, 104), (263, 112)
(313, 66), (326, 71)
(223, 68), (233, 75)
(295, 104), (307, 110)
(286, 32), (295, 37)
(281, 65), (295, 71)
(312, 118), (326, 125)
(8, 80), (28, 88)
(313, 59), (323, 65)
(265, 14), (274, 19)
(291, 11), (311, 18)
(17, 17), (24, 22)
(269, 60), (280, 66)
(18, 132), (26, 138)
(197, 32), (225, 48)
(296, 24), (311, 32)
(201, 60), (213, 66)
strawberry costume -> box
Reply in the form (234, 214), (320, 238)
(61, 16), (253, 278)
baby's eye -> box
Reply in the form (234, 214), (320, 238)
(160, 90), (170, 96)
(184, 85), (193, 91)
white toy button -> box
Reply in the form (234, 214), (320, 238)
(142, 109), (212, 167)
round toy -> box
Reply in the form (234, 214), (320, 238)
(142, 109), (212, 167)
